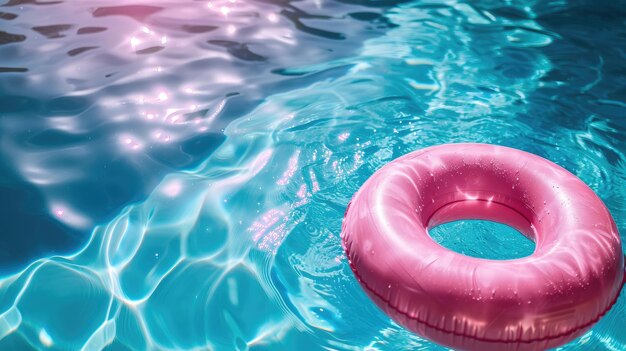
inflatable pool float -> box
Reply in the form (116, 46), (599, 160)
(341, 143), (625, 351)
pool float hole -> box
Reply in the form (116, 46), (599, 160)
(425, 196), (537, 260)
(428, 219), (536, 260)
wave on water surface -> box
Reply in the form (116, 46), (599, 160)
(0, 0), (393, 269)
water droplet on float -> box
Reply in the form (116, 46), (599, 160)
(543, 200), (547, 205)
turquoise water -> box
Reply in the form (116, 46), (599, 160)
(1, 0), (626, 350)
(429, 220), (536, 260)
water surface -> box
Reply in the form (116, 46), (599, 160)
(1, 0), (625, 350)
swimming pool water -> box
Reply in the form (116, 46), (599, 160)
(429, 220), (536, 260)
(1, 0), (625, 350)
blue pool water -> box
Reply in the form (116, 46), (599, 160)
(1, 0), (626, 350)
(429, 220), (536, 260)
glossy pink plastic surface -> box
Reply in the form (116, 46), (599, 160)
(342, 143), (625, 351)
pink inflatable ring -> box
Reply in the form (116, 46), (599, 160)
(342, 143), (624, 351)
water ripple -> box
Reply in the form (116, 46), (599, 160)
(0, 0), (395, 270)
